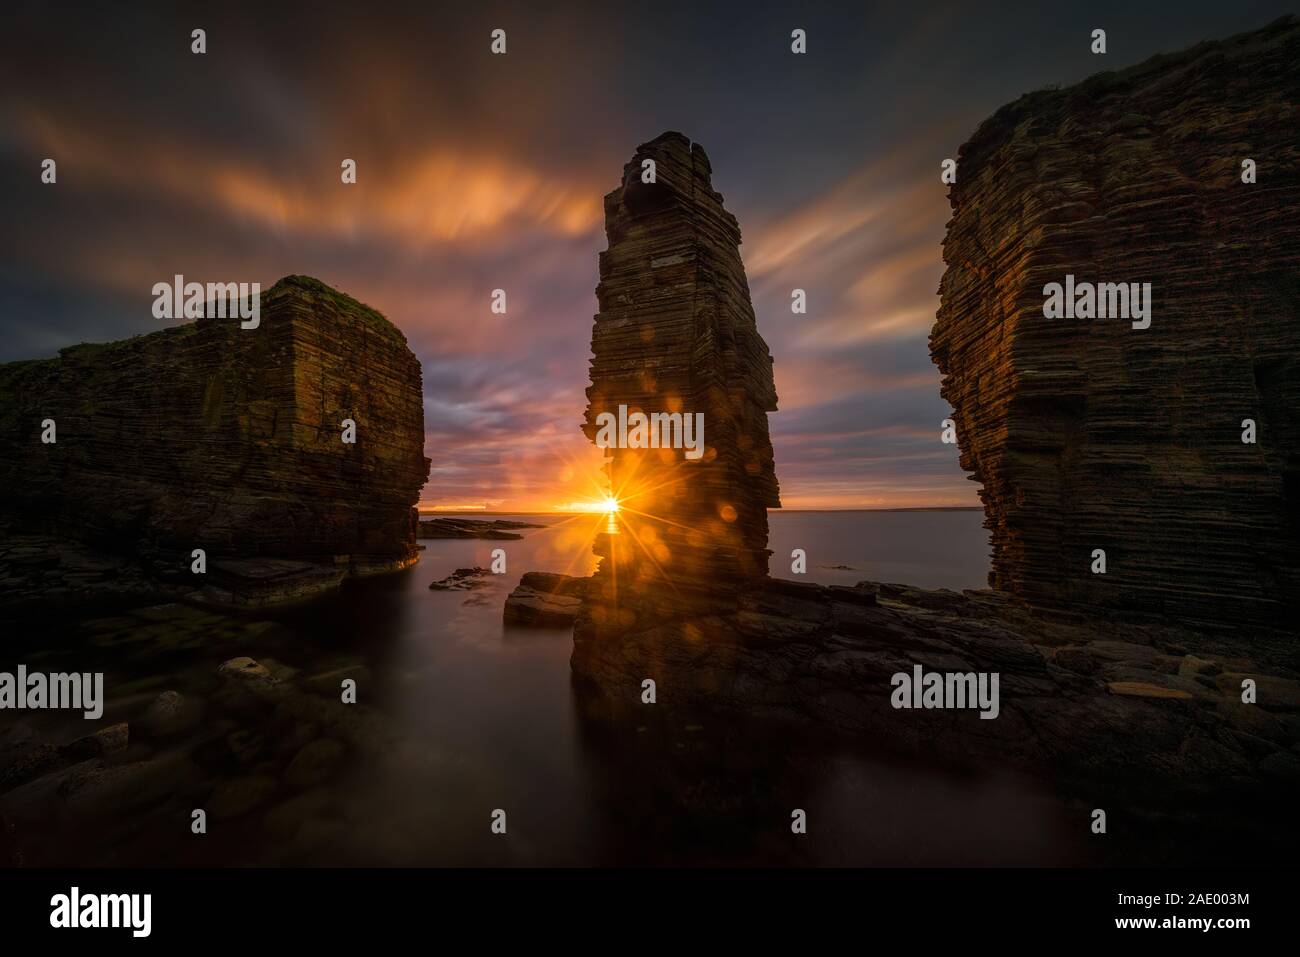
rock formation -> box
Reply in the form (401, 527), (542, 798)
(930, 17), (1300, 632)
(417, 517), (543, 540)
(577, 131), (780, 642)
(0, 275), (430, 604)
(505, 572), (589, 627)
(534, 34), (1300, 814)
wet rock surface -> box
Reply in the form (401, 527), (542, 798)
(427, 567), (491, 591)
(569, 574), (1300, 806)
(504, 572), (589, 626)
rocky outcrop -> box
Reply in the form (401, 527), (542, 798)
(504, 572), (589, 626)
(569, 572), (1300, 801)
(578, 132), (780, 640)
(417, 518), (542, 540)
(427, 567), (490, 591)
(0, 276), (430, 604)
(930, 17), (1300, 632)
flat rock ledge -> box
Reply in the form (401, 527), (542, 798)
(0, 533), (373, 612)
(417, 518), (543, 540)
(512, 573), (1299, 801)
(504, 572), (590, 627)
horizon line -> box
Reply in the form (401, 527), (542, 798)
(418, 505), (984, 515)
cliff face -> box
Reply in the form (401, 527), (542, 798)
(0, 276), (430, 577)
(577, 132), (780, 640)
(931, 18), (1300, 631)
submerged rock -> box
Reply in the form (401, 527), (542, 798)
(209, 774), (278, 820)
(284, 739), (345, 791)
(217, 657), (279, 688)
(139, 691), (200, 738)
(60, 723), (130, 760)
(428, 567), (491, 591)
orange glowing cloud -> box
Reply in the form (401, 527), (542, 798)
(14, 107), (603, 252)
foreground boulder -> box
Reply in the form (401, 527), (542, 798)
(0, 275), (431, 605)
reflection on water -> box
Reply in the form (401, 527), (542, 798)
(3, 510), (1119, 866)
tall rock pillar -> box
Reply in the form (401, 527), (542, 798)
(577, 132), (780, 640)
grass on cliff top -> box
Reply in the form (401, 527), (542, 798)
(269, 275), (409, 348)
(962, 14), (1297, 161)
(0, 276), (409, 379)
(0, 324), (200, 382)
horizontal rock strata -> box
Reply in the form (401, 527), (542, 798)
(579, 131), (780, 638)
(930, 17), (1300, 631)
(0, 276), (430, 603)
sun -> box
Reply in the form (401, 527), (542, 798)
(553, 496), (622, 514)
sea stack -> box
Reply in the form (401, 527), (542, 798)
(577, 131), (780, 640)
(931, 17), (1300, 632)
(0, 275), (430, 590)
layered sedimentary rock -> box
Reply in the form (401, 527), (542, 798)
(931, 17), (1300, 631)
(0, 276), (430, 591)
(577, 131), (780, 641)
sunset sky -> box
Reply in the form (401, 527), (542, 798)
(1, 0), (1290, 509)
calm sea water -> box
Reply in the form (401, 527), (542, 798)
(765, 508), (990, 590)
(6, 510), (1120, 866)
